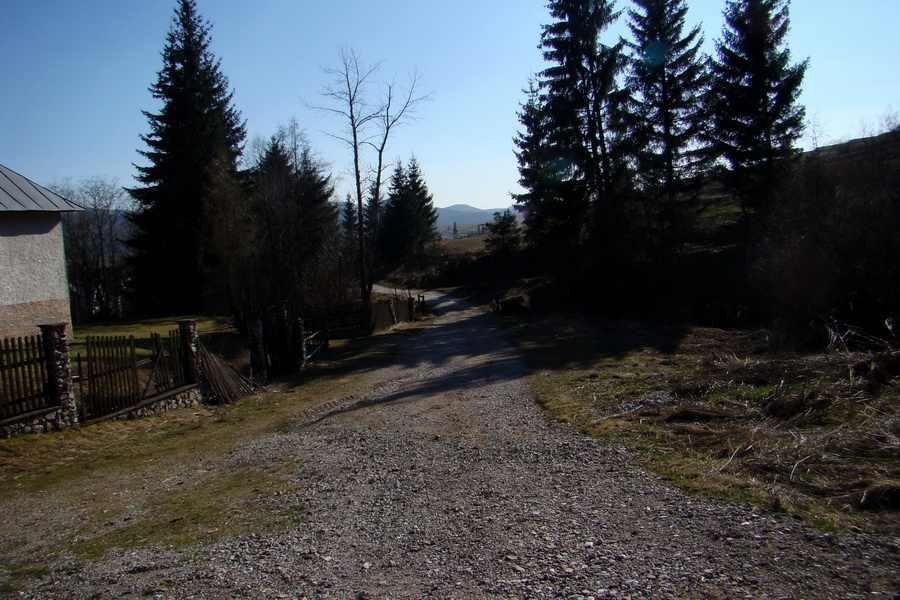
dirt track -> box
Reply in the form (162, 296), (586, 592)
(10, 291), (900, 599)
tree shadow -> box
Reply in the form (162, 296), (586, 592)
(290, 292), (527, 424)
(286, 289), (696, 426)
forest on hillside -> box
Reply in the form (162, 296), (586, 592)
(60, 0), (899, 349)
(499, 0), (899, 346)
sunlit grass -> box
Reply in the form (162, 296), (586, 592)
(70, 316), (235, 360)
(440, 235), (487, 255)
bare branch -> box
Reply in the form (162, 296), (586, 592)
(308, 47), (430, 306)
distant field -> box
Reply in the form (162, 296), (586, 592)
(439, 234), (487, 255)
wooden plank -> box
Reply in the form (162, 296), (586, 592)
(97, 335), (108, 414)
(10, 338), (22, 414)
(3, 339), (16, 415)
(130, 336), (138, 401)
(36, 335), (48, 408)
(0, 338), (15, 417)
(27, 334), (45, 411)
(0, 340), (9, 418)
(17, 337), (30, 413)
(115, 335), (126, 406)
(0, 335), (48, 414)
(84, 337), (93, 419)
(171, 330), (184, 388)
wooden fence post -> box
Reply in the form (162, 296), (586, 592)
(248, 316), (267, 383)
(38, 323), (78, 428)
(177, 319), (202, 388)
(408, 296), (416, 322)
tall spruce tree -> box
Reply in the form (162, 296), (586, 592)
(710, 0), (807, 217)
(540, 0), (626, 223)
(253, 133), (335, 309)
(512, 78), (566, 247)
(515, 0), (629, 270)
(625, 0), (711, 259)
(378, 157), (438, 268)
(340, 194), (359, 244)
(254, 138), (294, 304)
(339, 193), (359, 280)
(128, 0), (246, 315)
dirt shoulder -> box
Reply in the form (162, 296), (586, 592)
(3, 291), (898, 599)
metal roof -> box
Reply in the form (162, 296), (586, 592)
(0, 163), (82, 212)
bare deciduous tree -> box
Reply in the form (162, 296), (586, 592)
(55, 176), (132, 320)
(309, 46), (427, 304)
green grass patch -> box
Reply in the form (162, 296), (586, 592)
(0, 562), (51, 596)
(70, 316), (239, 361)
(69, 469), (297, 561)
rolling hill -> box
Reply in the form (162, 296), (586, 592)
(435, 204), (511, 230)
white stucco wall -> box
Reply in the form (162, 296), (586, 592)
(0, 212), (73, 336)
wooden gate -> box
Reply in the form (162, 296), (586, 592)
(79, 335), (139, 421)
(78, 330), (191, 421)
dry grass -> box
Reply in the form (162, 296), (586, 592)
(439, 235), (487, 255)
(0, 321), (430, 592)
(503, 314), (900, 533)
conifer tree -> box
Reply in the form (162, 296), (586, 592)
(363, 180), (383, 263)
(512, 78), (567, 247)
(294, 145), (337, 288)
(709, 0), (807, 217)
(377, 162), (407, 267)
(378, 157), (438, 268)
(540, 0), (626, 214)
(128, 0), (246, 314)
(341, 194), (358, 243)
(515, 0), (629, 264)
(339, 193), (359, 272)
(253, 132), (335, 309)
(485, 209), (522, 257)
(254, 138), (294, 304)
(625, 0), (711, 257)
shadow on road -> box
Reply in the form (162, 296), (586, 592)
(294, 291), (529, 425)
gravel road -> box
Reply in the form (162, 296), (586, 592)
(13, 291), (900, 599)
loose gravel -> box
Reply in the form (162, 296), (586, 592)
(11, 292), (900, 599)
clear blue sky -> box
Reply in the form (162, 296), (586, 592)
(1, 1), (897, 210)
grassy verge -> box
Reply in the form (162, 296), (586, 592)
(68, 316), (242, 361)
(0, 319), (430, 593)
(501, 313), (900, 533)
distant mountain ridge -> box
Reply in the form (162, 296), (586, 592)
(435, 204), (511, 229)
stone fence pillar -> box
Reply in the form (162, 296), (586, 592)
(38, 323), (78, 428)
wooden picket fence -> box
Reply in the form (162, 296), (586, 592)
(76, 330), (191, 422)
(0, 335), (52, 419)
(77, 335), (140, 421)
(301, 302), (369, 339)
(301, 298), (417, 339)
(1, 320), (264, 435)
(144, 331), (190, 398)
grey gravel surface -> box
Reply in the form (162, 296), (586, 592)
(11, 292), (900, 599)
